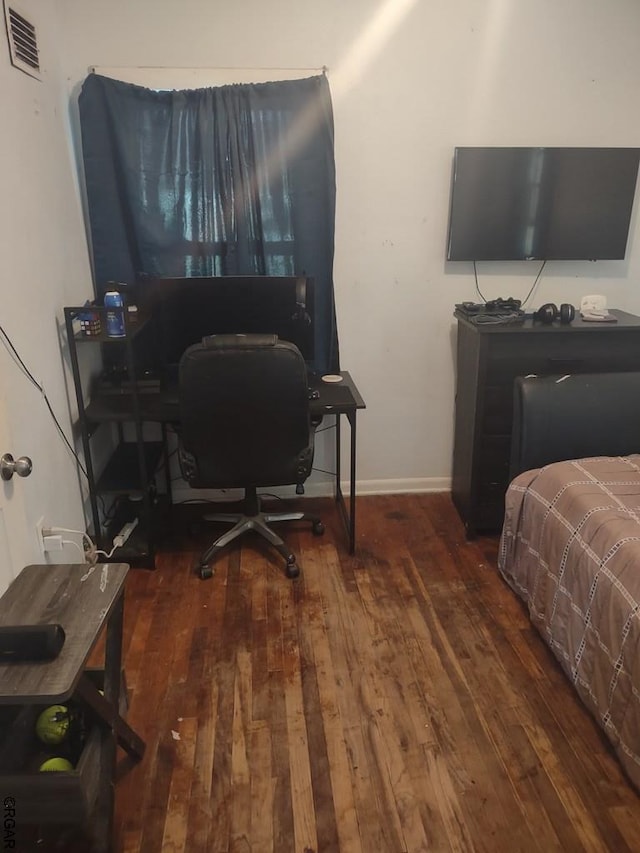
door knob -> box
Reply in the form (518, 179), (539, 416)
(1, 453), (33, 481)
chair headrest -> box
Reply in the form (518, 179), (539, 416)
(202, 333), (278, 349)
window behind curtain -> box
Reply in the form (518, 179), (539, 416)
(78, 72), (339, 372)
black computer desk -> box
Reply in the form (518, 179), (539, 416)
(309, 371), (366, 554)
(87, 370), (366, 555)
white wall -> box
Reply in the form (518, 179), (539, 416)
(0, 1), (97, 590)
(4, 0), (640, 590)
(55, 0), (640, 493)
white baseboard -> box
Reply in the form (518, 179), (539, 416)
(170, 477), (451, 505)
(354, 477), (451, 495)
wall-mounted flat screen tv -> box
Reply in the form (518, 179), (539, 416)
(446, 147), (640, 261)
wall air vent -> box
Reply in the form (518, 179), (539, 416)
(4, 4), (40, 80)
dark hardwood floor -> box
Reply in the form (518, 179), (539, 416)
(50, 493), (640, 851)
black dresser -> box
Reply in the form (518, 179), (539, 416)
(452, 308), (640, 537)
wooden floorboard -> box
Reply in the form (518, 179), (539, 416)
(48, 493), (640, 851)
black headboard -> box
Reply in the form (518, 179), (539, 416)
(510, 372), (640, 480)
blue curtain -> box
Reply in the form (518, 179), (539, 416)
(78, 72), (339, 372)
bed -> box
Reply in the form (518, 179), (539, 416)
(497, 371), (640, 789)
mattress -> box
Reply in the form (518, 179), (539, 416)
(498, 454), (640, 789)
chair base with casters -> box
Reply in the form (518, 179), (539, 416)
(195, 485), (324, 580)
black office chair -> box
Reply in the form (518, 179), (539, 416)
(178, 333), (324, 579)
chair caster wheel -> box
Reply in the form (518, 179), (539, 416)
(199, 564), (214, 580)
(285, 557), (300, 579)
(312, 521), (325, 536)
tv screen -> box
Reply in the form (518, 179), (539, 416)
(446, 147), (640, 261)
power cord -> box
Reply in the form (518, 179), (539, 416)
(311, 466), (336, 476)
(44, 519), (138, 564)
(0, 320), (119, 535)
(61, 538), (86, 562)
(472, 259), (547, 308)
(473, 261), (487, 302)
(43, 525), (95, 564)
(0, 322), (88, 479)
(522, 260), (547, 308)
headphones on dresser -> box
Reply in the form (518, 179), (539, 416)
(533, 302), (575, 325)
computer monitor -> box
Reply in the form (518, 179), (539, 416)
(136, 275), (315, 372)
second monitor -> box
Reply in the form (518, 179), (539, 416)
(138, 275), (315, 371)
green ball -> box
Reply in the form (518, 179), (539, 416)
(39, 757), (74, 772)
(35, 705), (70, 745)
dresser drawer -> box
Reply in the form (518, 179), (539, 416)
(477, 436), (511, 484)
(485, 330), (640, 383)
(482, 386), (513, 435)
(474, 484), (508, 530)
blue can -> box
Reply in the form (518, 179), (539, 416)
(104, 290), (125, 337)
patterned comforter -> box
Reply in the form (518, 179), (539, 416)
(498, 455), (640, 789)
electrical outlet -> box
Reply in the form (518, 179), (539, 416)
(42, 534), (64, 551)
(36, 517), (63, 553)
(36, 516), (46, 554)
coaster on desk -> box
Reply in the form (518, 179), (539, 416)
(321, 374), (343, 383)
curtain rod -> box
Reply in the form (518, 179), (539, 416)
(89, 65), (328, 74)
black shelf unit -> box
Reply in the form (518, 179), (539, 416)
(95, 441), (164, 494)
(64, 304), (169, 566)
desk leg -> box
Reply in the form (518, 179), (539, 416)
(348, 410), (356, 554)
(334, 411), (357, 554)
(78, 593), (144, 853)
(162, 422), (173, 506)
(335, 413), (342, 498)
(77, 605), (145, 760)
(87, 592), (123, 853)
